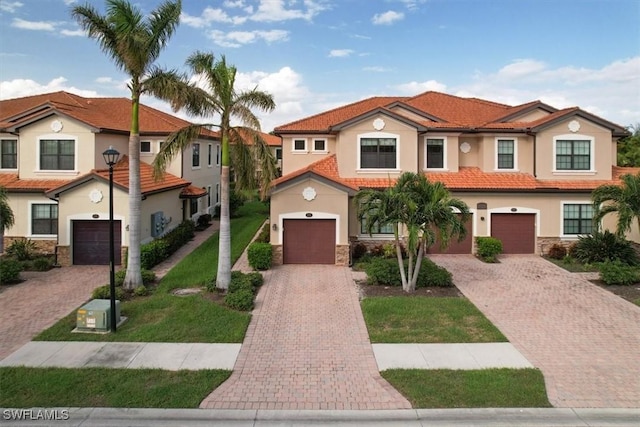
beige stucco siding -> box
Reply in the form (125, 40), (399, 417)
(270, 178), (350, 245)
(508, 109), (551, 122)
(458, 137), (482, 169)
(94, 134), (129, 169)
(535, 119), (614, 180)
(2, 193), (56, 239)
(281, 135), (336, 175)
(139, 189), (185, 243)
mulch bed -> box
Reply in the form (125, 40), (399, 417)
(591, 280), (640, 304)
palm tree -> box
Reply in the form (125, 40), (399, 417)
(592, 172), (640, 237)
(356, 172), (470, 292)
(153, 52), (275, 290)
(0, 186), (15, 231)
(72, 0), (198, 289)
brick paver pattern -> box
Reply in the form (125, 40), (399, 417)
(200, 265), (411, 410)
(430, 254), (640, 408)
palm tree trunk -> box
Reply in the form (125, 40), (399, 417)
(408, 242), (425, 293)
(216, 165), (231, 290)
(124, 100), (143, 290)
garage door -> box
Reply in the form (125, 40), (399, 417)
(491, 213), (535, 254)
(283, 219), (335, 264)
(73, 220), (121, 265)
(428, 214), (473, 254)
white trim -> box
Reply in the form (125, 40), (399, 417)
(552, 134), (595, 173)
(140, 140), (153, 154)
(36, 133), (78, 173)
(424, 136), (448, 171)
(560, 200), (594, 239)
(357, 131), (400, 172)
(27, 200), (58, 238)
(486, 207), (540, 238)
(311, 138), (328, 154)
(66, 213), (126, 247)
(277, 212), (340, 245)
(494, 137), (519, 171)
(292, 138), (308, 153)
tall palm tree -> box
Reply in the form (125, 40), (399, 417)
(356, 172), (470, 292)
(592, 172), (640, 237)
(153, 52), (275, 290)
(72, 0), (198, 289)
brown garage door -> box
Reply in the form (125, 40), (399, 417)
(283, 219), (335, 264)
(73, 220), (121, 265)
(428, 214), (473, 254)
(491, 213), (535, 254)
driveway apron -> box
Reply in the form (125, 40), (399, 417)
(200, 265), (411, 410)
(429, 255), (640, 408)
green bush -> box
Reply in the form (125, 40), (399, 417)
(228, 274), (254, 294)
(115, 269), (126, 287)
(0, 258), (22, 284)
(133, 285), (149, 297)
(214, 189), (245, 218)
(476, 237), (503, 262)
(364, 257), (453, 287)
(140, 239), (170, 270)
(570, 231), (639, 265)
(247, 242), (272, 270)
(352, 243), (368, 261)
(547, 243), (567, 260)
(225, 288), (255, 311)
(115, 269), (156, 286)
(196, 214), (212, 228)
(32, 257), (53, 271)
(416, 258), (453, 288)
(245, 272), (264, 287)
(92, 285), (126, 300)
(598, 261), (640, 285)
(6, 238), (37, 261)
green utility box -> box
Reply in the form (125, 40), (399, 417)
(76, 299), (120, 331)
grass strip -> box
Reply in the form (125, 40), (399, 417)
(382, 368), (551, 408)
(0, 367), (229, 408)
(362, 296), (506, 343)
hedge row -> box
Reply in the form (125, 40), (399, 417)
(139, 220), (196, 270)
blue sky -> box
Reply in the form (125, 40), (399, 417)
(1, 0), (639, 132)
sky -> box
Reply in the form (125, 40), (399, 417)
(0, 0), (639, 133)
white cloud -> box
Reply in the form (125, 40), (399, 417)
(329, 49), (354, 58)
(181, 7), (247, 28)
(497, 59), (547, 79)
(250, 0), (327, 22)
(393, 0), (427, 10)
(0, 77), (100, 100)
(11, 18), (56, 31)
(363, 66), (392, 72)
(372, 10), (404, 25)
(207, 29), (289, 48)
(394, 79), (447, 94)
(60, 28), (85, 37)
(0, 1), (23, 13)
(63, 0), (77, 5)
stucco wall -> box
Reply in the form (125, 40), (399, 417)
(280, 135), (336, 175)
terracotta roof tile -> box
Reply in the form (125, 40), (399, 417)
(0, 173), (72, 192)
(271, 154), (358, 191)
(426, 167), (539, 190)
(180, 184), (208, 198)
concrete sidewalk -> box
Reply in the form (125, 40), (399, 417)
(0, 341), (531, 371)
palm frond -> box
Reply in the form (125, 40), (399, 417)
(152, 124), (210, 180)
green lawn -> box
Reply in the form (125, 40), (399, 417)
(34, 201), (268, 343)
(382, 368), (551, 408)
(0, 367), (230, 408)
(362, 296), (507, 343)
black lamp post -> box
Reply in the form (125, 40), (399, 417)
(102, 146), (120, 332)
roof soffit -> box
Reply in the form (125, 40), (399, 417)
(330, 107), (428, 132)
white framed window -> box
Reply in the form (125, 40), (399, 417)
(495, 138), (518, 170)
(207, 144), (213, 167)
(312, 138), (327, 153)
(357, 132), (399, 170)
(38, 136), (76, 171)
(561, 202), (594, 237)
(425, 137), (447, 170)
(29, 201), (58, 236)
(216, 144), (220, 166)
(192, 143), (200, 168)
(140, 141), (152, 153)
(1, 139), (17, 169)
(553, 134), (595, 173)
(275, 147), (282, 160)
(292, 138), (307, 153)
(207, 186), (212, 207)
(215, 183), (220, 204)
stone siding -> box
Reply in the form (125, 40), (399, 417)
(3, 237), (57, 255)
(56, 246), (71, 266)
(335, 245), (350, 266)
(272, 245), (283, 265)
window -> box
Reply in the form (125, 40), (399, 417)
(216, 183), (220, 204)
(563, 204), (593, 235)
(207, 186), (212, 207)
(556, 140), (590, 170)
(360, 210), (394, 235)
(190, 198), (198, 216)
(216, 144), (220, 165)
(293, 139), (307, 152)
(140, 141), (151, 153)
(32, 204), (57, 235)
(40, 139), (74, 170)
(192, 143), (200, 168)
(313, 139), (326, 152)
(275, 147), (282, 160)
(1, 139), (17, 169)
(208, 144), (212, 166)
(360, 137), (397, 169)
(426, 138), (445, 169)
(497, 139), (515, 169)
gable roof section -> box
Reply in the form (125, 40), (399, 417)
(0, 91), (219, 139)
(0, 173), (71, 193)
(331, 107), (429, 131)
(271, 154), (358, 194)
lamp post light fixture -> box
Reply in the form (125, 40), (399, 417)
(102, 146), (120, 332)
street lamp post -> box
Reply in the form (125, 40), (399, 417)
(102, 146), (120, 333)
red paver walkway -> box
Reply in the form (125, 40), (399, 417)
(429, 254), (640, 408)
(200, 265), (411, 410)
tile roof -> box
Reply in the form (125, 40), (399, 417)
(271, 154), (358, 191)
(0, 173), (71, 192)
(0, 91), (218, 139)
(180, 184), (208, 198)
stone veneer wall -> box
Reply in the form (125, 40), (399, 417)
(55, 245), (126, 267)
(3, 237), (57, 255)
(272, 245), (283, 265)
(336, 245), (350, 266)
(537, 237), (573, 256)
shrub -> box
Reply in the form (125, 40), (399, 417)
(598, 261), (640, 286)
(415, 258), (453, 288)
(228, 274), (255, 294)
(352, 243), (368, 261)
(197, 214), (211, 228)
(570, 231), (639, 265)
(141, 269), (156, 285)
(214, 189), (245, 218)
(0, 258), (22, 284)
(256, 223), (270, 243)
(476, 237), (503, 263)
(547, 243), (567, 260)
(6, 238), (37, 261)
(364, 257), (453, 288)
(92, 285), (126, 300)
(247, 242), (272, 270)
(225, 288), (255, 311)
(32, 257), (53, 271)
(370, 243), (406, 259)
(245, 272), (264, 287)
(140, 239), (170, 270)
(133, 285), (149, 297)
(115, 270), (126, 287)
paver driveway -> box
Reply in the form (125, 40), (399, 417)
(430, 254), (640, 408)
(200, 265), (411, 410)
(0, 266), (108, 360)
